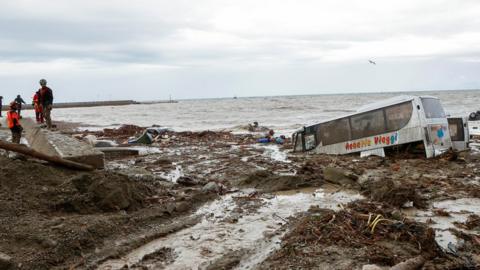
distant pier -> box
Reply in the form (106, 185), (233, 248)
(1, 99), (178, 111)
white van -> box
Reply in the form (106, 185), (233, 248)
(293, 95), (452, 158)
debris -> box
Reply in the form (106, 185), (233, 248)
(0, 140), (94, 171)
(177, 176), (198, 187)
(128, 131), (153, 144)
(433, 208), (451, 217)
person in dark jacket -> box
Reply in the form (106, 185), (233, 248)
(0, 96), (3, 117)
(14, 95), (26, 117)
(38, 79), (53, 129)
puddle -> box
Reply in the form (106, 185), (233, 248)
(98, 187), (362, 270)
(410, 198), (480, 250)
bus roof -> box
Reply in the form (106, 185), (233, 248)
(303, 95), (439, 129)
(356, 95), (437, 113)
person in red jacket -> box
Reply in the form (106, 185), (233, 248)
(32, 90), (44, 123)
(7, 102), (23, 143)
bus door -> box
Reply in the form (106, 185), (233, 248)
(421, 98), (452, 156)
(448, 117), (469, 151)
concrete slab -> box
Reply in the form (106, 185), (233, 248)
(21, 118), (105, 169)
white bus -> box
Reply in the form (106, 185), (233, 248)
(293, 95), (452, 158)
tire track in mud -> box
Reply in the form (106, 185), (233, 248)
(98, 187), (362, 269)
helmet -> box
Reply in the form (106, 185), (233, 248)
(39, 79), (47, 86)
(9, 101), (17, 109)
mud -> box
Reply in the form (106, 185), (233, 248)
(237, 170), (322, 192)
(0, 154), (213, 270)
(2, 123), (480, 269)
(258, 201), (439, 270)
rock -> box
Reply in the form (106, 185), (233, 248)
(224, 213), (241, 223)
(175, 201), (191, 213)
(362, 265), (384, 270)
(71, 174), (93, 193)
(0, 252), (13, 270)
(83, 135), (97, 146)
(177, 177), (197, 187)
(202, 182), (220, 193)
(164, 202), (176, 215)
(40, 238), (57, 248)
(323, 167), (358, 186)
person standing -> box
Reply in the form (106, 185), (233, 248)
(7, 102), (23, 143)
(14, 95), (26, 117)
(0, 96), (3, 117)
(38, 79), (53, 129)
(32, 90), (44, 123)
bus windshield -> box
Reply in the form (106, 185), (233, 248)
(421, 98), (446, 118)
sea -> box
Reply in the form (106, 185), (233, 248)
(22, 90), (480, 136)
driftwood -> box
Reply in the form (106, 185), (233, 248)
(0, 140), (94, 171)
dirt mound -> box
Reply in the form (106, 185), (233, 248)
(361, 178), (427, 208)
(0, 155), (152, 214)
(54, 172), (153, 213)
(0, 155), (156, 270)
(238, 170), (323, 192)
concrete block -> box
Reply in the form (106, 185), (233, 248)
(22, 118), (104, 169)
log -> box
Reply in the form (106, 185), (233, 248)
(0, 140), (95, 171)
(390, 256), (425, 270)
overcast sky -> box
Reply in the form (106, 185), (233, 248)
(1, 0), (479, 102)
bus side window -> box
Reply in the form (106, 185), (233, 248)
(319, 118), (351, 146)
(350, 109), (386, 139)
(385, 102), (413, 131)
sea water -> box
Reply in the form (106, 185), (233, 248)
(21, 90), (480, 135)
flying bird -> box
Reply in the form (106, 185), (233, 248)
(368, 59), (376, 65)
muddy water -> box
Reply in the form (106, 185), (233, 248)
(410, 198), (480, 251)
(98, 186), (362, 270)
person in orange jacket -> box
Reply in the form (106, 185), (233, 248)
(7, 102), (23, 143)
(32, 90), (44, 123)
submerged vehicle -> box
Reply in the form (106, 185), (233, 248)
(293, 95), (453, 158)
(448, 117), (469, 151)
(468, 111), (480, 138)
